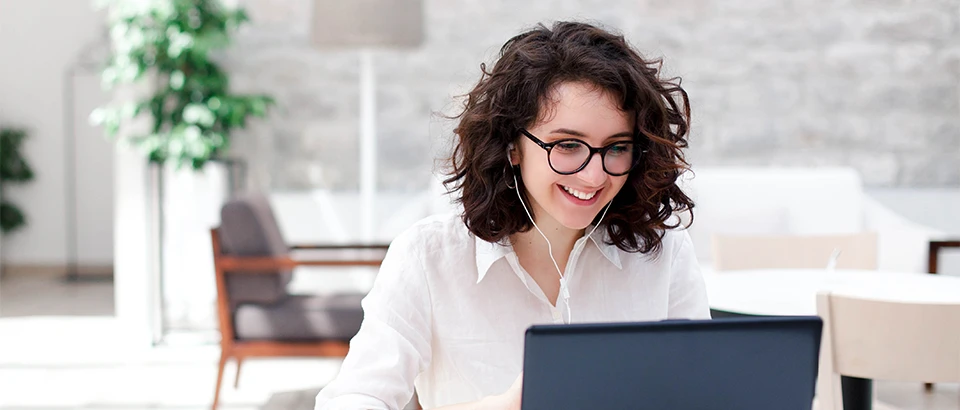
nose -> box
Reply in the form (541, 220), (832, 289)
(577, 152), (607, 186)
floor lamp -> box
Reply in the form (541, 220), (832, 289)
(62, 32), (111, 282)
(311, 0), (424, 241)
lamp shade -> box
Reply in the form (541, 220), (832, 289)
(311, 0), (424, 48)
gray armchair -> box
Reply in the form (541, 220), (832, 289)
(210, 193), (388, 410)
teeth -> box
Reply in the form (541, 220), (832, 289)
(562, 185), (597, 201)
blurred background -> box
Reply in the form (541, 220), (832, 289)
(1, 0), (959, 409)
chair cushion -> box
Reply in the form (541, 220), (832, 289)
(234, 294), (365, 342)
(220, 194), (292, 305)
(226, 273), (292, 305)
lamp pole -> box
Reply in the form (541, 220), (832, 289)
(359, 50), (376, 241)
(311, 0), (424, 242)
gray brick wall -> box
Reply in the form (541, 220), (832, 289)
(224, 0), (960, 191)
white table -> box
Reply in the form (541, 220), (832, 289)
(705, 268), (960, 410)
(704, 269), (960, 317)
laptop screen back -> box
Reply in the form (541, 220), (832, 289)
(521, 317), (822, 410)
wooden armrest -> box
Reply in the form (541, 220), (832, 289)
(289, 243), (390, 250)
(930, 240), (960, 248)
(219, 256), (298, 271)
(218, 254), (385, 272)
(211, 228), (388, 272)
(927, 240), (960, 274)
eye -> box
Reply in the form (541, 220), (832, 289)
(555, 141), (583, 152)
(607, 142), (633, 156)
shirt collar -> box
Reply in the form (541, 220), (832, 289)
(474, 226), (622, 284)
(475, 237), (512, 284)
(587, 227), (622, 270)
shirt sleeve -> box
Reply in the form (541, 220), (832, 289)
(667, 230), (712, 319)
(315, 228), (433, 410)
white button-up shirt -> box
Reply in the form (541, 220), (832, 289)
(315, 213), (710, 409)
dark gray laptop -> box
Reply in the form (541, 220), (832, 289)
(521, 316), (822, 410)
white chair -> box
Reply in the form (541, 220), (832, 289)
(815, 292), (960, 410)
(711, 233), (879, 272)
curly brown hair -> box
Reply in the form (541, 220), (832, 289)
(444, 21), (694, 255)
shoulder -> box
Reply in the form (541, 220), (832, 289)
(373, 212), (471, 287)
(614, 228), (694, 266)
(382, 212), (477, 289)
(661, 229), (694, 257)
(389, 212), (473, 255)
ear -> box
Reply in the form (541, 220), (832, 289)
(507, 143), (519, 166)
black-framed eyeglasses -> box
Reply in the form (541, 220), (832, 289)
(519, 128), (645, 176)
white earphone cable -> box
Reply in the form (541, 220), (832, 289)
(511, 170), (613, 323)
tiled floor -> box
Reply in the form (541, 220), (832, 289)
(1, 272), (958, 409)
(0, 271), (114, 317)
(0, 315), (341, 410)
(0, 272), (335, 410)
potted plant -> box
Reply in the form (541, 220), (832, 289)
(92, 0), (274, 337)
(92, 0), (273, 170)
(0, 127), (35, 234)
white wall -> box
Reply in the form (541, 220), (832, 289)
(0, 0), (114, 266)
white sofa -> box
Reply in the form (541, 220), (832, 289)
(680, 167), (945, 274)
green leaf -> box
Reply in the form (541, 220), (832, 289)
(0, 127), (35, 183)
(170, 70), (186, 89)
(92, 0), (273, 170)
(0, 201), (27, 233)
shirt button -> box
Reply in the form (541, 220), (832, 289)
(551, 310), (562, 322)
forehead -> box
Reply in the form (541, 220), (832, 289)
(532, 81), (634, 137)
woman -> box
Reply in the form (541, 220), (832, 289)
(315, 21), (708, 410)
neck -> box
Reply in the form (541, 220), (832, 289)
(510, 214), (584, 271)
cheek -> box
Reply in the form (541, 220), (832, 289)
(610, 176), (630, 195)
(520, 156), (556, 186)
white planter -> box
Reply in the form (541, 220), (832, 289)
(159, 160), (236, 334)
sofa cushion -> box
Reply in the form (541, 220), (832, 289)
(234, 294), (365, 341)
(682, 167), (864, 234)
(225, 273), (292, 306)
(680, 167), (866, 266)
(219, 194), (293, 305)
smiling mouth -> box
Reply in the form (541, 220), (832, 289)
(560, 185), (599, 201)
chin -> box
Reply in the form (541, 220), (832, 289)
(557, 214), (599, 231)
(559, 201), (614, 230)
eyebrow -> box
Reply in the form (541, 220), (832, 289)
(550, 128), (634, 140)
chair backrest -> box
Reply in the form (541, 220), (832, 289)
(218, 194), (293, 306)
(711, 233), (879, 271)
(815, 292), (960, 409)
(821, 292), (960, 381)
